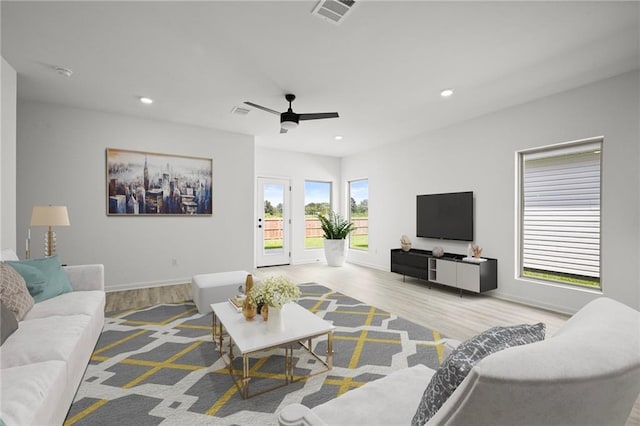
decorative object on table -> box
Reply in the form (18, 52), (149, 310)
(228, 294), (245, 312)
(106, 148), (212, 216)
(267, 305), (284, 332)
(400, 234), (412, 252)
(432, 246), (444, 258)
(251, 275), (301, 331)
(471, 244), (483, 258)
(318, 211), (355, 267)
(30, 205), (70, 257)
(241, 274), (257, 320)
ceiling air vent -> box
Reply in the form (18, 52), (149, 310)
(312, 0), (356, 25)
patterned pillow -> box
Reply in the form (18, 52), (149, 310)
(411, 322), (546, 426)
(0, 262), (35, 320)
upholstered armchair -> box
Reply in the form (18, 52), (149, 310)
(278, 297), (640, 426)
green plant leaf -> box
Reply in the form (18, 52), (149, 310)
(317, 211), (354, 239)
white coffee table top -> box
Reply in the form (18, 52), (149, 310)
(211, 302), (334, 354)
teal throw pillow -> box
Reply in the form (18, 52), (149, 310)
(6, 255), (73, 303)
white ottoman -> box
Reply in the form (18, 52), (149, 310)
(192, 270), (250, 314)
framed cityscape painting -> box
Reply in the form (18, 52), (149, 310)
(106, 148), (213, 216)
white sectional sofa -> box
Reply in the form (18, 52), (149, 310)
(278, 297), (640, 426)
(0, 257), (105, 426)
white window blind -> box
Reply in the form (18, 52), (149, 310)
(521, 141), (601, 279)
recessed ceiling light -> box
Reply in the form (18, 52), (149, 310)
(139, 97), (154, 105)
(440, 88), (454, 98)
(335, 135), (344, 140)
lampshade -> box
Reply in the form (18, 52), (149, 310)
(281, 120), (299, 130)
(30, 206), (70, 227)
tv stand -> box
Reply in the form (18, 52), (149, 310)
(390, 248), (497, 294)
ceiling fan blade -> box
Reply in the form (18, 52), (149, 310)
(298, 112), (339, 121)
(244, 101), (281, 116)
(280, 127), (288, 134)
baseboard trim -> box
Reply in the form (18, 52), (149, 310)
(346, 259), (387, 272)
(106, 278), (191, 293)
(490, 291), (575, 316)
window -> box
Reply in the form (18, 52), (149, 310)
(304, 181), (332, 249)
(263, 183), (285, 250)
(518, 138), (602, 289)
(349, 179), (368, 250)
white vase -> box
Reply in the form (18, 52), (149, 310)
(324, 239), (347, 267)
(267, 305), (285, 332)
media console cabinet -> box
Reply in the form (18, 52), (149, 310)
(390, 248), (497, 294)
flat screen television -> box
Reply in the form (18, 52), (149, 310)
(416, 191), (474, 241)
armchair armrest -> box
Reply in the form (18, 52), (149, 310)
(63, 264), (104, 292)
(278, 404), (327, 426)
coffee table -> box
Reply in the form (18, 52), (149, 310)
(211, 301), (334, 399)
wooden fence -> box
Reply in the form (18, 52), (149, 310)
(263, 217), (368, 239)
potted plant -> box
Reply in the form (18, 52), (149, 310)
(317, 211), (355, 267)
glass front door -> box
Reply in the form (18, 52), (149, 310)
(256, 177), (290, 267)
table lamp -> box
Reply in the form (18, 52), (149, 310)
(30, 205), (70, 257)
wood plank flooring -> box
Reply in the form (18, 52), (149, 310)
(105, 262), (639, 425)
(105, 283), (191, 312)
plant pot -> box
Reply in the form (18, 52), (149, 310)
(324, 239), (348, 267)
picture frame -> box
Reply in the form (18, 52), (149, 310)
(106, 148), (213, 216)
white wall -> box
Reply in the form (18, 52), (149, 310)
(1, 57), (17, 252)
(255, 147), (341, 265)
(343, 71), (640, 313)
(17, 100), (255, 290)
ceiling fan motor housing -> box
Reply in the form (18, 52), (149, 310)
(281, 111), (299, 126)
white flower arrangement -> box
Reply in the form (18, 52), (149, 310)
(251, 276), (301, 308)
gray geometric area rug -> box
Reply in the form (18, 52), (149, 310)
(65, 284), (446, 425)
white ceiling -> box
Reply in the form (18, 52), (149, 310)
(2, 1), (638, 157)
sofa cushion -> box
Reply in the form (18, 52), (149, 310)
(0, 263), (34, 320)
(23, 290), (106, 321)
(0, 314), (92, 369)
(412, 323), (546, 426)
(0, 302), (18, 344)
(312, 364), (436, 425)
(6, 255), (73, 303)
(0, 361), (67, 426)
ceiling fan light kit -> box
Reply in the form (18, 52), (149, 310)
(244, 94), (338, 134)
(281, 119), (299, 130)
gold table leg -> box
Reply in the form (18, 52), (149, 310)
(242, 354), (250, 399)
(327, 331), (334, 369)
(285, 345), (293, 383)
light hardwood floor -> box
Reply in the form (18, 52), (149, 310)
(105, 262), (639, 425)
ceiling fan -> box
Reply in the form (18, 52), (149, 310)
(244, 94), (339, 133)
